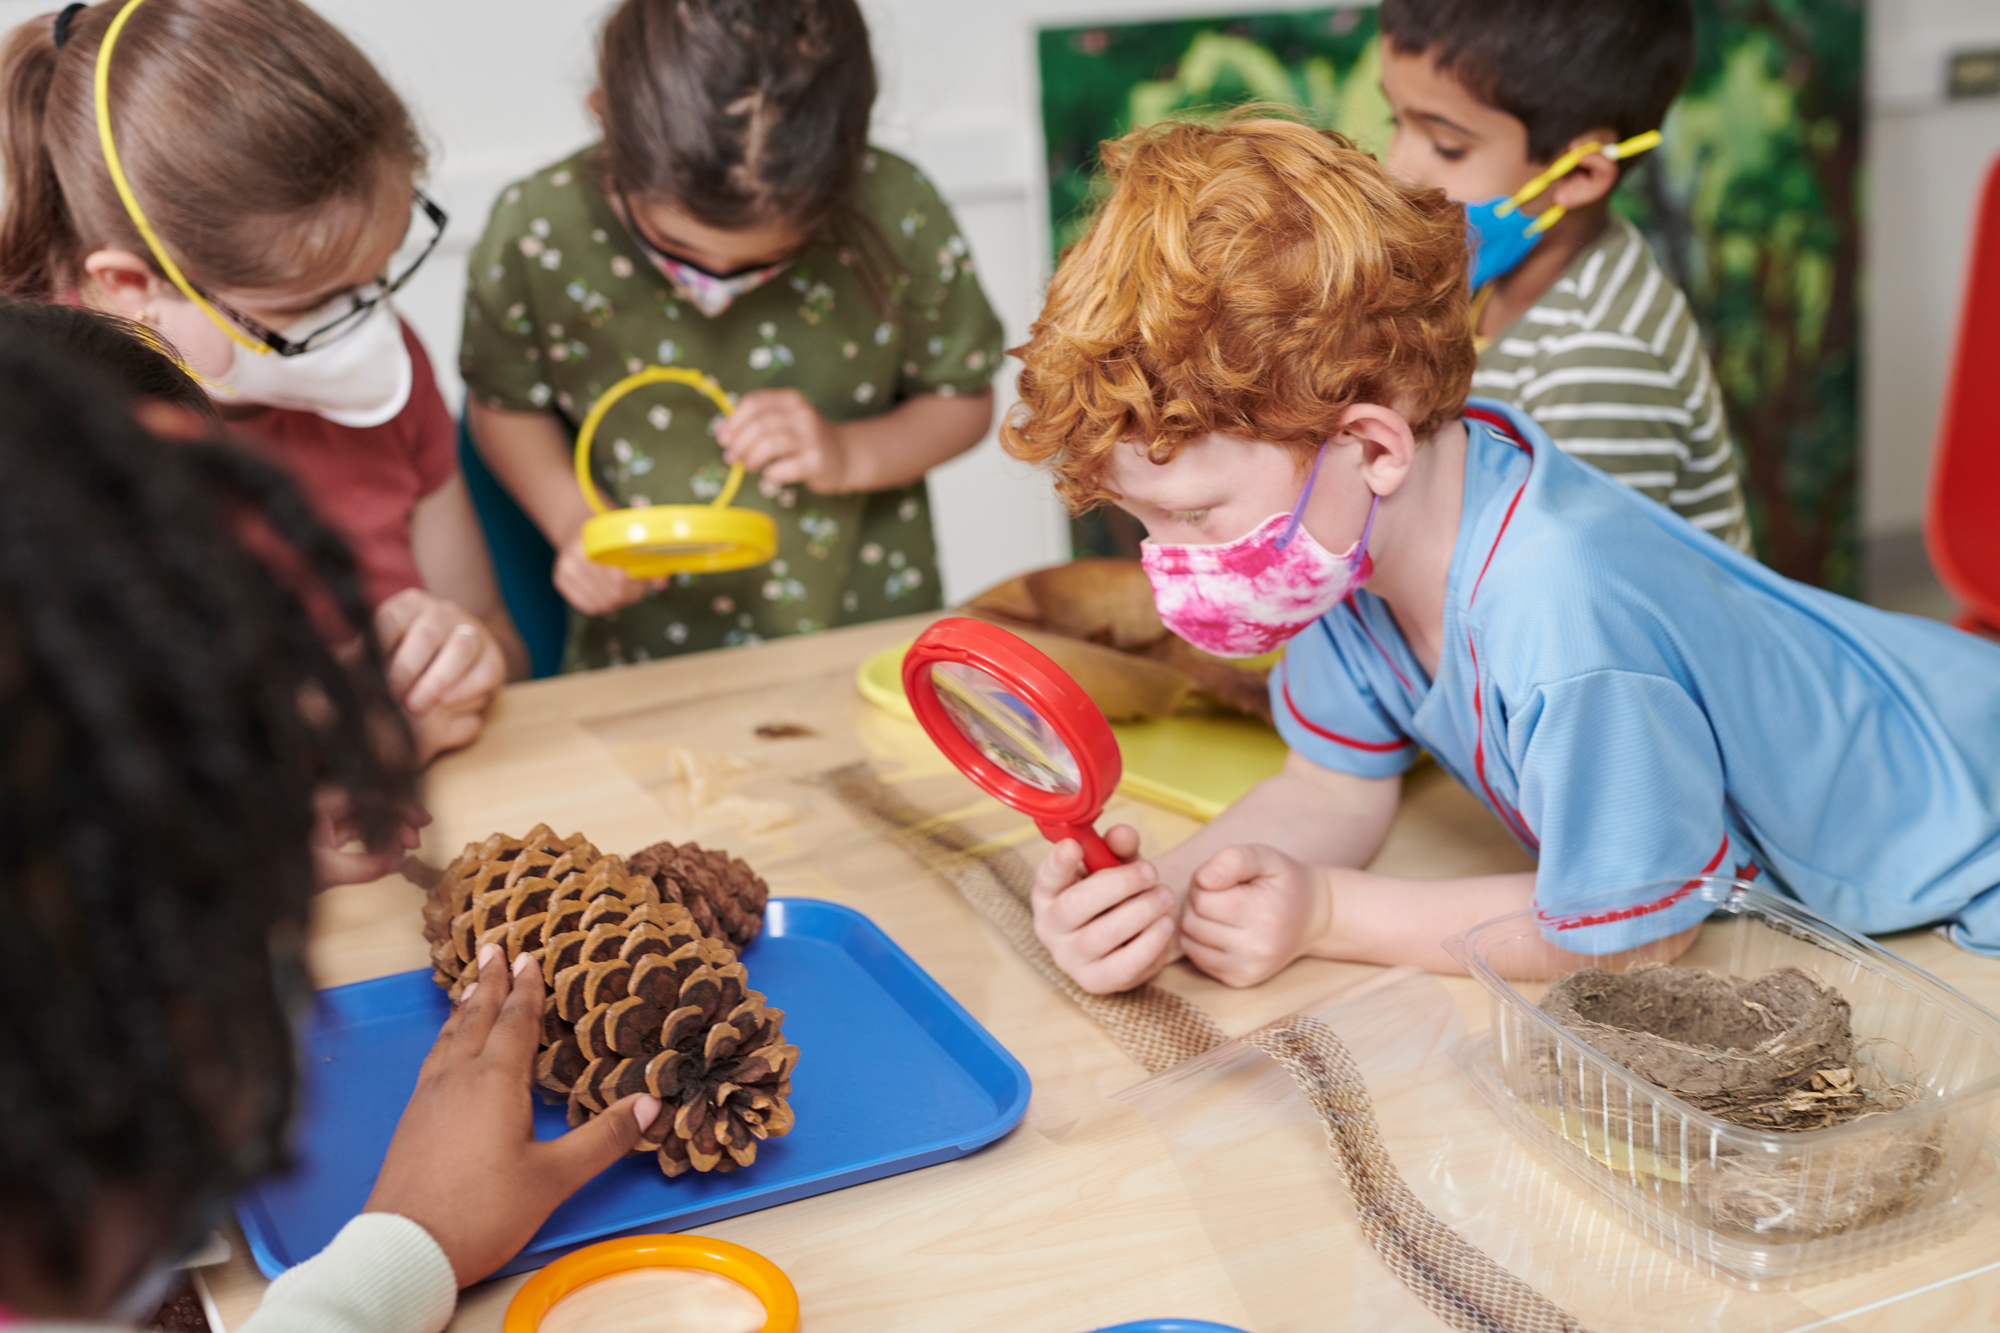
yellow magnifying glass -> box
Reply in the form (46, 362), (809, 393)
(574, 366), (779, 578)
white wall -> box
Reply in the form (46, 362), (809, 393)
(1864, 0), (2000, 548)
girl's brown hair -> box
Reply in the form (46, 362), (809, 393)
(1003, 114), (1476, 511)
(595, 0), (895, 293)
(0, 0), (424, 301)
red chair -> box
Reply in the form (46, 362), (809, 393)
(1929, 152), (2000, 635)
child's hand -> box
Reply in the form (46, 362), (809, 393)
(1030, 825), (1178, 994)
(718, 388), (850, 493)
(1179, 844), (1332, 987)
(365, 943), (661, 1288)
(310, 787), (430, 888)
(375, 588), (508, 715)
(553, 532), (660, 617)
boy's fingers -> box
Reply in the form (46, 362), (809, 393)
(1185, 878), (1256, 928)
(1191, 844), (1258, 892)
(1105, 824), (1142, 860)
(1178, 898), (1244, 947)
(538, 1094), (662, 1198)
(1070, 884), (1174, 963)
(1031, 840), (1083, 905)
(1081, 915), (1177, 995)
(1045, 861), (1159, 934)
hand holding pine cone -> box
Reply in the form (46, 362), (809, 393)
(421, 825), (794, 1177)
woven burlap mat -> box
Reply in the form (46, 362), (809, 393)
(817, 762), (1590, 1333)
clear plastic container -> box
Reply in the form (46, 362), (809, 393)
(1445, 877), (2000, 1285)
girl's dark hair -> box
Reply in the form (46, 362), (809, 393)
(595, 0), (898, 298)
(1378, 0), (1695, 163)
(0, 327), (417, 1293)
(0, 297), (216, 422)
(0, 0), (424, 300)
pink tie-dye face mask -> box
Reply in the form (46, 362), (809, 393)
(1140, 445), (1379, 658)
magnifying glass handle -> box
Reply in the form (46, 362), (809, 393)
(1037, 821), (1122, 874)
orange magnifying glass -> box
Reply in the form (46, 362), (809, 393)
(503, 1234), (798, 1333)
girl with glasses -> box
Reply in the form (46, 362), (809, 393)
(0, 0), (526, 763)
(461, 0), (1005, 668)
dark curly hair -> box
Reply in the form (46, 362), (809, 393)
(0, 325), (418, 1298)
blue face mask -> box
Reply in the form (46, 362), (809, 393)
(1464, 129), (1663, 290)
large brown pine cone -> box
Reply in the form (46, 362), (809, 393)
(422, 827), (796, 1176)
(626, 841), (769, 949)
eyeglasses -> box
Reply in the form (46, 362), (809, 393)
(207, 190), (449, 357)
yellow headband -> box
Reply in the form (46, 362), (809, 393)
(1493, 129), (1665, 238)
(93, 0), (269, 356)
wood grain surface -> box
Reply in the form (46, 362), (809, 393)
(200, 616), (2000, 1332)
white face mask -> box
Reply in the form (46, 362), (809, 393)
(203, 296), (412, 427)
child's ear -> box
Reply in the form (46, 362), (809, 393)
(81, 249), (166, 321)
(1547, 126), (1623, 212)
(1335, 403), (1419, 497)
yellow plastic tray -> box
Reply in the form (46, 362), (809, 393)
(858, 641), (1287, 821)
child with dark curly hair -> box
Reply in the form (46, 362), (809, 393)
(0, 328), (658, 1332)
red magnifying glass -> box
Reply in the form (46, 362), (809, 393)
(902, 617), (1124, 873)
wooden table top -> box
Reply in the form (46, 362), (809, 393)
(202, 615), (2000, 1333)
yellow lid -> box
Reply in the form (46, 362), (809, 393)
(573, 366), (779, 577)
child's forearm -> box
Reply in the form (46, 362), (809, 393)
(832, 389), (993, 492)
(466, 399), (596, 546)
(1153, 752), (1400, 901)
(1304, 869), (1538, 973)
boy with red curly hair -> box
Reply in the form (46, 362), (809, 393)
(1005, 116), (2000, 993)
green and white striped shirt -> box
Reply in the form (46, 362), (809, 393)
(1472, 215), (1754, 553)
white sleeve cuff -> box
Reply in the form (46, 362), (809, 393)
(238, 1213), (457, 1333)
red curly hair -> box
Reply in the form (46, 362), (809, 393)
(1002, 114), (1474, 509)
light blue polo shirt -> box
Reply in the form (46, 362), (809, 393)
(1273, 397), (2000, 954)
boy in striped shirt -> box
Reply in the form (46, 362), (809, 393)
(1377, 0), (1754, 552)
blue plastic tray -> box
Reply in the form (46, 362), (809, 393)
(1087, 1322), (1250, 1332)
(237, 898), (1030, 1279)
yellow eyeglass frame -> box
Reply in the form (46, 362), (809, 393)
(574, 366), (779, 578)
(1492, 128), (1664, 239)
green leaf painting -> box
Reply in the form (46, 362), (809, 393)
(1038, 2), (1863, 587)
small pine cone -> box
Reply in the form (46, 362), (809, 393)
(554, 914), (797, 1177)
(627, 841), (770, 949)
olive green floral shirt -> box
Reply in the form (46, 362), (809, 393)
(461, 146), (1005, 669)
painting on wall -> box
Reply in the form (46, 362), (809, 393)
(1037, 0), (1864, 589)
